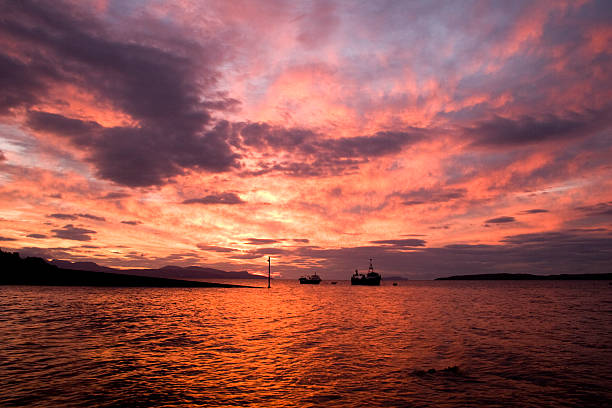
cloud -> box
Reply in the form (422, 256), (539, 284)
(0, 52), (51, 115)
(0, 236), (16, 241)
(522, 209), (549, 214)
(26, 234), (47, 239)
(77, 213), (106, 222)
(467, 110), (610, 148)
(370, 239), (427, 248)
(121, 220), (142, 226)
(196, 244), (237, 253)
(48, 213), (78, 220)
(245, 238), (281, 245)
(227, 252), (266, 260)
(296, 0), (340, 48)
(182, 192), (245, 205)
(391, 186), (466, 206)
(280, 229), (612, 278)
(51, 224), (96, 241)
(27, 112), (240, 187)
(485, 216), (516, 224)
(575, 202), (612, 217)
(2, 1), (240, 187)
(226, 246), (289, 260)
(48, 213), (105, 222)
(237, 123), (426, 177)
(100, 192), (131, 200)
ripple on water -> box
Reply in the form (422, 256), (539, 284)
(0, 281), (611, 407)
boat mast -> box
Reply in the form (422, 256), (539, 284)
(268, 256), (271, 288)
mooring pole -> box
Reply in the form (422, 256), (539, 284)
(268, 256), (271, 288)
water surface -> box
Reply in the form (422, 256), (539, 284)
(1, 280), (611, 407)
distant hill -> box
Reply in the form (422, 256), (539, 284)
(50, 259), (267, 280)
(436, 273), (612, 280)
(50, 260), (117, 273)
(1, 249), (256, 288)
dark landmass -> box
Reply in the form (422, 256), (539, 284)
(1, 249), (257, 287)
(436, 273), (612, 280)
(50, 259), (267, 280)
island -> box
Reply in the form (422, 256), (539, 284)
(0, 249), (258, 288)
(436, 273), (612, 280)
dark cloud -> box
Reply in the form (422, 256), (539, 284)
(253, 247), (287, 255)
(575, 202), (612, 217)
(390, 186), (466, 206)
(51, 224), (96, 241)
(275, 230), (612, 279)
(0, 52), (52, 115)
(182, 192), (245, 205)
(2, 1), (434, 184)
(100, 192), (131, 200)
(485, 216), (516, 224)
(522, 209), (549, 214)
(227, 252), (265, 260)
(467, 110), (610, 148)
(500, 232), (572, 245)
(370, 239), (427, 248)
(227, 246), (289, 260)
(0, 150), (5, 161)
(48, 213), (78, 220)
(2, 1), (239, 187)
(197, 244), (236, 253)
(245, 238), (281, 245)
(429, 225), (450, 230)
(76, 213), (106, 222)
(201, 96), (241, 111)
(0, 236), (16, 241)
(292, 239), (310, 243)
(48, 213), (105, 221)
(27, 112), (240, 187)
(237, 123), (426, 177)
(26, 234), (47, 239)
(121, 220), (142, 226)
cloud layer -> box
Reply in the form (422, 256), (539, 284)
(0, 0), (610, 277)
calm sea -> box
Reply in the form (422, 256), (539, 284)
(1, 280), (611, 407)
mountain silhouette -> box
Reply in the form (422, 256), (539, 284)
(1, 249), (257, 287)
(50, 259), (267, 279)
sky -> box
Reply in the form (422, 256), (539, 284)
(0, 0), (611, 279)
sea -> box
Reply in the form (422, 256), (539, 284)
(1, 280), (611, 407)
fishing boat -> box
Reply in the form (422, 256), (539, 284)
(299, 273), (322, 284)
(351, 258), (381, 286)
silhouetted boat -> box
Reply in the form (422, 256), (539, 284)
(351, 258), (381, 286)
(299, 273), (322, 284)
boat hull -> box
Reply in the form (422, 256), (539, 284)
(299, 278), (321, 284)
(351, 276), (381, 286)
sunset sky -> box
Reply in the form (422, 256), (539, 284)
(0, 0), (610, 279)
